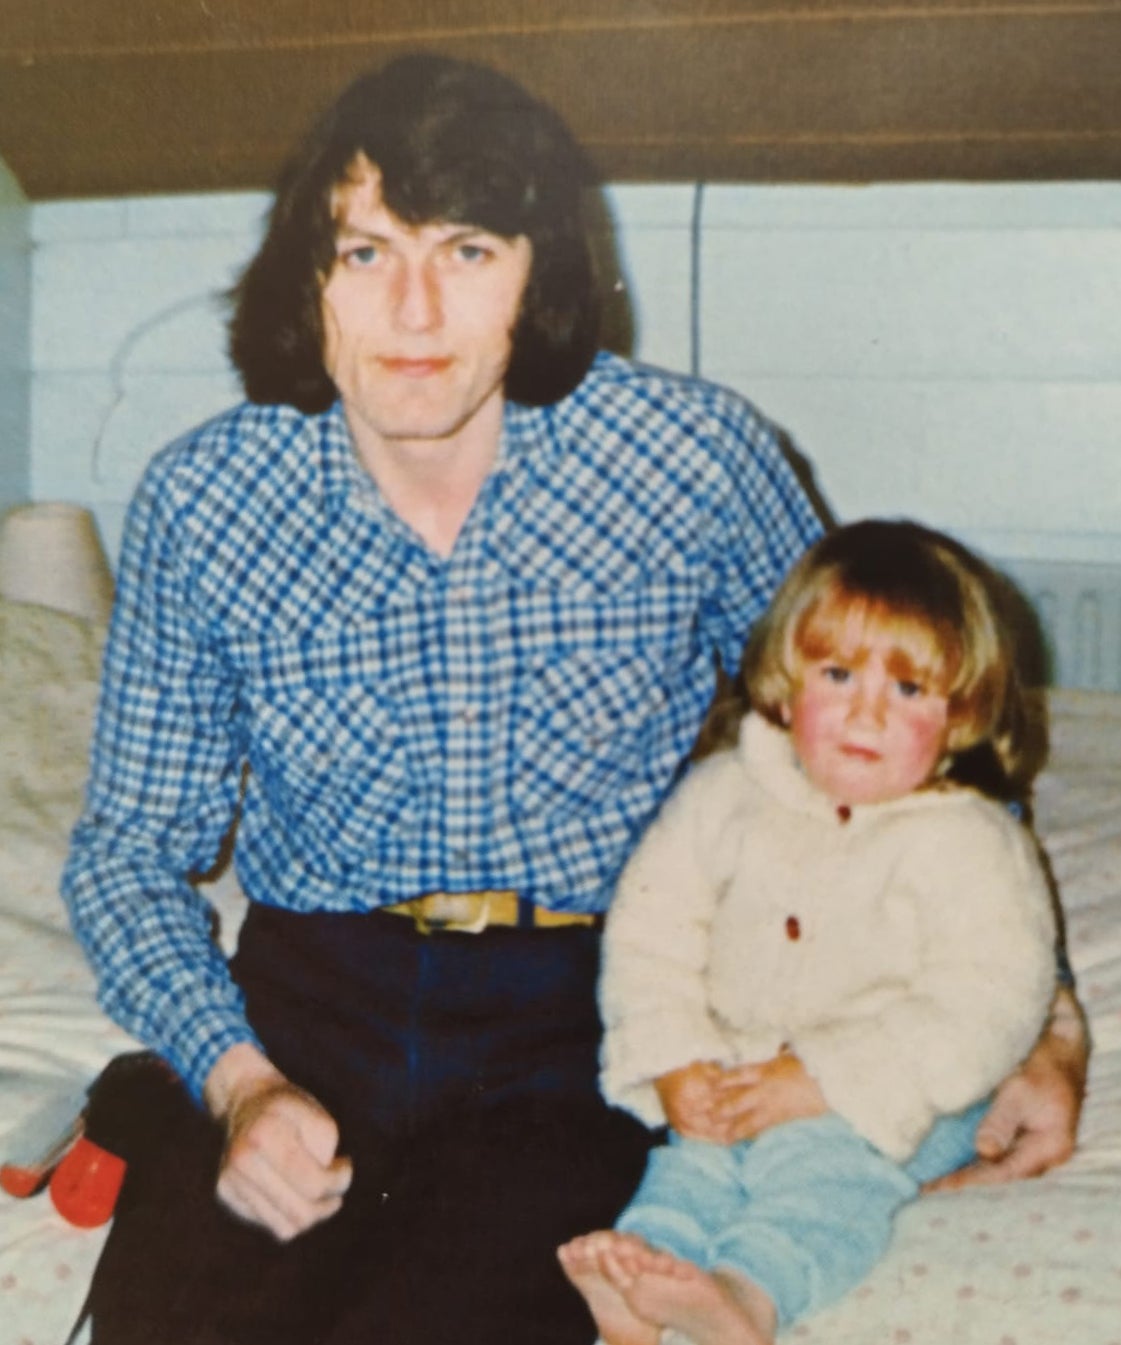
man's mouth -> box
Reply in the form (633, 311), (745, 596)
(378, 357), (452, 378)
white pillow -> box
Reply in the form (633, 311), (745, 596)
(0, 599), (104, 926)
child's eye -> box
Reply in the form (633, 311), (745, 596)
(896, 679), (924, 698)
(822, 664), (850, 684)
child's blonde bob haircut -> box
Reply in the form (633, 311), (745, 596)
(744, 520), (1038, 791)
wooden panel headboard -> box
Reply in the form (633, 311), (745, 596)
(2, 1), (1120, 201)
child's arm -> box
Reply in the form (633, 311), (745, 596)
(598, 754), (745, 1129)
(786, 805), (1057, 1162)
(924, 984), (1086, 1190)
(706, 957), (1084, 1168)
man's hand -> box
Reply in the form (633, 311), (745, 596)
(204, 1042), (353, 1241)
(925, 986), (1088, 1192)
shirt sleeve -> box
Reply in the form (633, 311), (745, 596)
(698, 389), (825, 676)
(61, 450), (263, 1100)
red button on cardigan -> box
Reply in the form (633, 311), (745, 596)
(785, 915), (801, 941)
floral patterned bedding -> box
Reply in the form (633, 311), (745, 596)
(1, 598), (1119, 1344)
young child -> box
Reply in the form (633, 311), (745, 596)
(559, 519), (1058, 1345)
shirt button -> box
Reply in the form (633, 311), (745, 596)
(460, 705), (477, 723)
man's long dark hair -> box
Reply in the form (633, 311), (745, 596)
(229, 54), (603, 412)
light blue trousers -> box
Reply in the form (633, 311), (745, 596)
(616, 1103), (985, 1328)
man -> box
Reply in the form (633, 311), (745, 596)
(63, 54), (1086, 1345)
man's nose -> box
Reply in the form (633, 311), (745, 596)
(394, 259), (441, 331)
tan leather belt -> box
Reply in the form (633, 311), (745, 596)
(381, 890), (601, 935)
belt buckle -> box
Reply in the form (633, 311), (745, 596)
(416, 892), (492, 935)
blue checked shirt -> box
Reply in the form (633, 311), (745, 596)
(62, 352), (823, 1096)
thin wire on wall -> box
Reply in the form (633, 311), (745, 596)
(689, 181), (705, 377)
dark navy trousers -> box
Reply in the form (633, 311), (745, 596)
(88, 904), (652, 1345)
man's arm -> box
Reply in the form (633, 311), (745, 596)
(925, 984), (1087, 1191)
(62, 448), (261, 1096)
(205, 1042), (353, 1240)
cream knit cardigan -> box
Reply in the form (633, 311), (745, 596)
(599, 713), (1058, 1161)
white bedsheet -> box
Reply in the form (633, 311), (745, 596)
(1, 597), (1119, 1343)
(797, 688), (1121, 1345)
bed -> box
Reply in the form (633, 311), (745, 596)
(1, 591), (1120, 1344)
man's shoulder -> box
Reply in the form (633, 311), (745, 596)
(569, 351), (772, 433)
(133, 402), (346, 542)
(544, 352), (785, 488)
(145, 401), (320, 489)
(127, 401), (341, 577)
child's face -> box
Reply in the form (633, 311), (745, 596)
(784, 627), (951, 806)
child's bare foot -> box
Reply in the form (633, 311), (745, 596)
(557, 1232), (661, 1345)
(623, 1248), (775, 1345)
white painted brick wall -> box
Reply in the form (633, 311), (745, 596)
(25, 181), (1121, 577)
(696, 184), (1121, 566)
(29, 193), (270, 558)
(0, 162), (30, 511)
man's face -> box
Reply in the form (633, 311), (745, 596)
(321, 157), (533, 460)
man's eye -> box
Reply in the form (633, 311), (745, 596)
(342, 244), (378, 267)
(456, 242), (491, 263)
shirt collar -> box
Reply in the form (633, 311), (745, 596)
(500, 398), (562, 476)
(316, 390), (568, 524)
(318, 400), (370, 521)
(502, 351), (619, 476)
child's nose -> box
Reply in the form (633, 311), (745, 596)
(851, 677), (888, 724)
